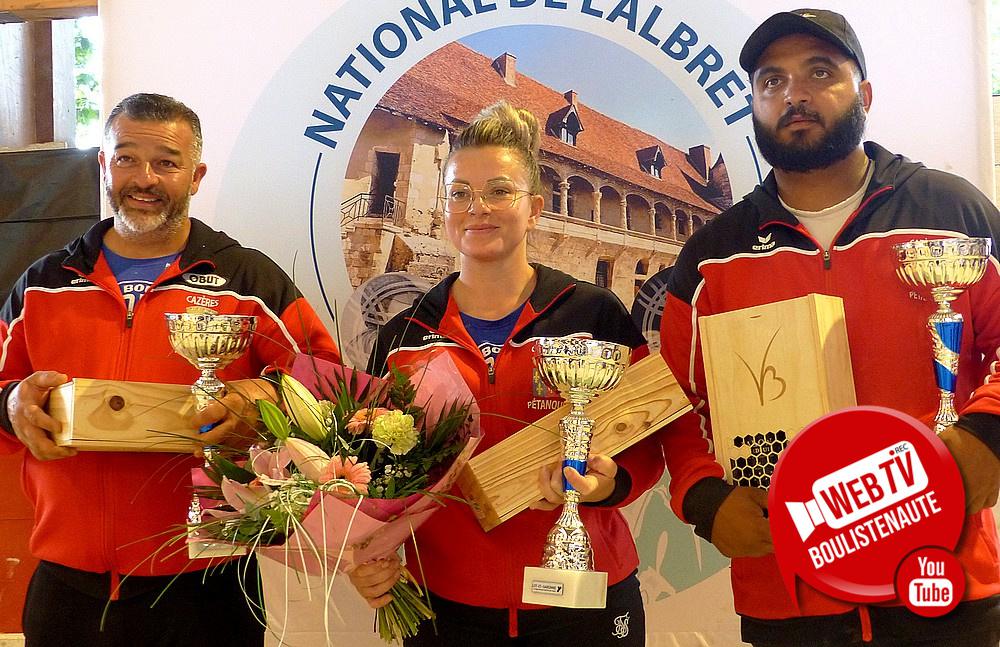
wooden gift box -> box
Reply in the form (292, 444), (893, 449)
(698, 294), (856, 488)
(47, 379), (202, 452)
(456, 352), (692, 531)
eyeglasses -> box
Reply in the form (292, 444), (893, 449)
(442, 180), (533, 213)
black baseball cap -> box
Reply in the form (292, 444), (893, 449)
(739, 9), (866, 79)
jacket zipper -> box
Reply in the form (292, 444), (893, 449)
(762, 186), (895, 274)
(120, 265), (186, 375)
(823, 186), (895, 271)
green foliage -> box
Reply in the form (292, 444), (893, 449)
(387, 365), (418, 412)
(258, 399), (291, 441)
(217, 477), (314, 545)
(202, 453), (256, 485)
(74, 25), (99, 129)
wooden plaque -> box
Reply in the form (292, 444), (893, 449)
(456, 352), (691, 531)
(47, 379), (202, 452)
(698, 294), (856, 487)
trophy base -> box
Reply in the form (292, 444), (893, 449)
(187, 539), (247, 560)
(522, 566), (607, 608)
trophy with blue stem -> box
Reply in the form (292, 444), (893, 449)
(893, 237), (991, 433)
(522, 337), (630, 608)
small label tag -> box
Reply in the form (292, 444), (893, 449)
(530, 581), (564, 596)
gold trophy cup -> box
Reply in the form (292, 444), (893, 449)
(522, 337), (630, 608)
(165, 312), (256, 558)
(893, 237), (991, 433)
(164, 312), (257, 409)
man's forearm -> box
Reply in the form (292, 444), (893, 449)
(682, 476), (736, 541)
(956, 412), (1000, 461)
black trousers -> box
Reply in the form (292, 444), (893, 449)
(742, 596), (1000, 647)
(22, 557), (265, 647)
(404, 571), (645, 646)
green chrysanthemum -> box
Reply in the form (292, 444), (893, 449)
(371, 410), (418, 455)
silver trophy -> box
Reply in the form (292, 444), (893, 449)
(165, 312), (256, 558)
(522, 337), (630, 608)
(893, 237), (991, 433)
(165, 312), (257, 409)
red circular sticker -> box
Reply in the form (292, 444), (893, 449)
(768, 406), (964, 604)
(894, 546), (965, 617)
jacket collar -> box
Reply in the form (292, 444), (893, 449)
(408, 263), (577, 329)
(747, 141), (921, 231)
(62, 217), (236, 275)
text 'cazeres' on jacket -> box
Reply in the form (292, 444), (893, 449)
(368, 263), (663, 613)
(0, 217), (339, 578)
(659, 142), (1000, 621)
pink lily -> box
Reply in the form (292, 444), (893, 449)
(220, 477), (272, 513)
(249, 446), (291, 483)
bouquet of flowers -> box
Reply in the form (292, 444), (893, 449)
(189, 351), (480, 643)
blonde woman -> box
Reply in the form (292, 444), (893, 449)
(355, 102), (662, 645)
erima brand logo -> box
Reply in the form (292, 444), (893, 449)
(530, 581), (564, 596)
(753, 233), (776, 251)
(70, 278), (90, 285)
(421, 333), (445, 342)
(183, 272), (227, 287)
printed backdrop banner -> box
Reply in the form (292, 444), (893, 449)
(97, 1), (990, 645)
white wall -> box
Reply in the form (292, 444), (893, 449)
(101, 0), (993, 228)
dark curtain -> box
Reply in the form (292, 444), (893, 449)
(0, 147), (101, 303)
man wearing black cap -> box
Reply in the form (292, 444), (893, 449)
(659, 8), (1000, 646)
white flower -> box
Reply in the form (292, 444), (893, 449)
(281, 374), (327, 442)
(283, 437), (331, 482)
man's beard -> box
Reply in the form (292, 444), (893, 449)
(753, 95), (866, 173)
(105, 181), (189, 239)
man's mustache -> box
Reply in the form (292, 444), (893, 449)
(778, 105), (824, 129)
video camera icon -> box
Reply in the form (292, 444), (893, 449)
(784, 442), (928, 541)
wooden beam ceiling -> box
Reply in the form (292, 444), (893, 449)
(0, 0), (97, 23)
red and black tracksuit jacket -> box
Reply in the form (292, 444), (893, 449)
(368, 264), (662, 618)
(0, 217), (339, 579)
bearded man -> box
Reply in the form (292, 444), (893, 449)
(658, 9), (1000, 647)
(0, 93), (339, 646)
